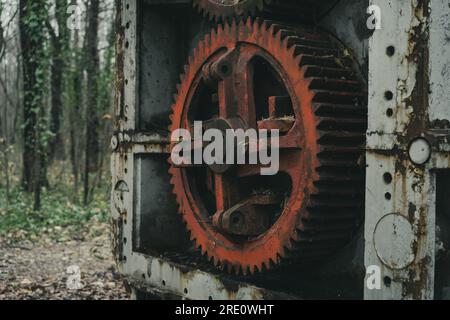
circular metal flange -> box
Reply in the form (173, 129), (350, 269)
(373, 213), (416, 270)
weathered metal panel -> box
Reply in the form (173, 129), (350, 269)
(121, 0), (138, 132)
(365, 0), (436, 300)
(125, 255), (297, 300)
(133, 154), (187, 252)
(138, 5), (183, 132)
(428, 1), (450, 124)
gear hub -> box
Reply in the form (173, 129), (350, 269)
(169, 19), (367, 275)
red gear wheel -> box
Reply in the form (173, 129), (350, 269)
(193, 0), (339, 22)
(169, 19), (366, 275)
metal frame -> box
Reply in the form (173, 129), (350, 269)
(112, 0), (450, 300)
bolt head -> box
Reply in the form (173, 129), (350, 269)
(408, 138), (431, 165)
(111, 135), (119, 151)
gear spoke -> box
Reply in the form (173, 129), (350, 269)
(217, 79), (236, 118)
(236, 149), (302, 178)
(213, 173), (236, 213)
(234, 48), (260, 129)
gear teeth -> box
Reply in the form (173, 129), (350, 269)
(233, 265), (240, 276)
(171, 93), (177, 104)
(261, 261), (269, 273)
(285, 238), (294, 251)
(252, 17), (260, 31)
(184, 64), (190, 75)
(197, 41), (204, 56)
(217, 24), (223, 39)
(192, 47), (199, 61)
(226, 263), (233, 274)
(245, 16), (252, 29)
(238, 18), (245, 30)
(179, 73), (185, 85)
(287, 44), (296, 57)
(261, 19), (270, 32)
(269, 258), (277, 269)
(281, 35), (290, 50)
(193, 0), (338, 23)
(212, 256), (219, 267)
(223, 21), (231, 37)
(230, 18), (237, 33)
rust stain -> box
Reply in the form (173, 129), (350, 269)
(401, 0), (430, 143)
(114, 0), (125, 129)
(401, 0), (431, 299)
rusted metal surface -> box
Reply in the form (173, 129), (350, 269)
(111, 0), (138, 276)
(212, 194), (281, 236)
(111, 131), (170, 154)
(125, 256), (298, 300)
(364, 0), (450, 300)
(193, 0), (339, 22)
(168, 19), (367, 275)
(114, 0), (125, 123)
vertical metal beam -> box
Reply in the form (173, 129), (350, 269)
(111, 0), (138, 275)
(428, 0), (450, 124)
(365, 0), (435, 300)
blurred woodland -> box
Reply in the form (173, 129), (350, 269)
(0, 0), (117, 240)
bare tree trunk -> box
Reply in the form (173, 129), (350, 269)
(19, 0), (49, 210)
(19, 0), (38, 193)
(49, 42), (63, 161)
(2, 64), (10, 204)
(70, 40), (82, 203)
(48, 0), (69, 161)
(84, 0), (100, 205)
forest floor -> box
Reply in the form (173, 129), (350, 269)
(0, 168), (130, 300)
(0, 221), (129, 300)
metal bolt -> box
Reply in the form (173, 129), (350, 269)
(408, 138), (431, 165)
(111, 135), (119, 151)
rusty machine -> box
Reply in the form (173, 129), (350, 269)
(111, 0), (450, 300)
